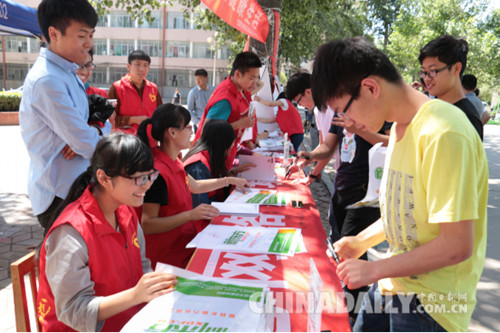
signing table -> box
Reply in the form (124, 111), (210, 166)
(186, 166), (351, 332)
(122, 154), (351, 332)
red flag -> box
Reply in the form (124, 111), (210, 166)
(201, 0), (269, 44)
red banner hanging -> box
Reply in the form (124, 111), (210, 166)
(201, 0), (269, 44)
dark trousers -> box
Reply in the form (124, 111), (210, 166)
(329, 184), (381, 320)
(36, 196), (63, 236)
(289, 133), (304, 153)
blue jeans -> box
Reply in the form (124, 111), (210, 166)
(353, 283), (447, 332)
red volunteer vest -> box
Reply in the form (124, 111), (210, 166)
(144, 148), (202, 269)
(276, 100), (304, 136)
(86, 86), (108, 98)
(193, 77), (251, 170)
(112, 74), (158, 134)
(37, 188), (144, 332)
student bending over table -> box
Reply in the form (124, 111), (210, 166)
(137, 104), (250, 269)
(183, 119), (256, 207)
(37, 133), (177, 332)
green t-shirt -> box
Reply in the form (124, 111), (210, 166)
(378, 99), (488, 332)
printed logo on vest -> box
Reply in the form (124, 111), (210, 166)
(38, 298), (51, 324)
(132, 232), (140, 249)
(150, 93), (156, 103)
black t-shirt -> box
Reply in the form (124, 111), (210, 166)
(454, 98), (483, 141)
(329, 121), (392, 192)
(144, 174), (168, 205)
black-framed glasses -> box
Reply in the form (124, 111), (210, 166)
(79, 62), (96, 72)
(121, 170), (159, 186)
(339, 84), (361, 117)
(296, 94), (303, 106)
(417, 64), (453, 79)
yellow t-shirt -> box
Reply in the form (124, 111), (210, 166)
(378, 99), (488, 332)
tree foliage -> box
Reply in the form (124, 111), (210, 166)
(386, 0), (499, 101)
(94, 0), (498, 100)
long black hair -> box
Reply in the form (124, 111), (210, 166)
(137, 103), (191, 147)
(45, 133), (153, 235)
(183, 119), (236, 178)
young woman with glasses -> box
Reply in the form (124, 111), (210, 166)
(137, 104), (249, 269)
(37, 133), (177, 332)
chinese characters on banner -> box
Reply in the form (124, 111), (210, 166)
(201, 0), (269, 44)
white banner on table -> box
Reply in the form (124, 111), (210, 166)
(187, 225), (302, 257)
(238, 155), (275, 181)
(121, 264), (269, 332)
(211, 202), (260, 217)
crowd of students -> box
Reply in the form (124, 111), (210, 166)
(18, 0), (489, 331)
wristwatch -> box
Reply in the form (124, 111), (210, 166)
(309, 173), (321, 180)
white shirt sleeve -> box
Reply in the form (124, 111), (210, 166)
(278, 99), (289, 111)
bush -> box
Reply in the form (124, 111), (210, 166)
(0, 91), (22, 111)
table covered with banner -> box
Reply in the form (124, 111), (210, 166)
(121, 147), (351, 332)
(185, 163), (351, 332)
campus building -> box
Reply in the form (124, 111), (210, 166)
(1, 0), (230, 100)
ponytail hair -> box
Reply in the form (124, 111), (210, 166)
(138, 103), (191, 148)
(45, 133), (153, 234)
(183, 119), (235, 178)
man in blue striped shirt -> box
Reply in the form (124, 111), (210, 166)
(19, 0), (111, 234)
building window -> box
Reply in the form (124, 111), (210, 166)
(138, 40), (162, 58)
(29, 39), (41, 53)
(5, 37), (28, 53)
(110, 39), (135, 57)
(97, 14), (109, 27)
(111, 11), (133, 28)
(192, 42), (214, 59)
(167, 12), (189, 29)
(165, 70), (188, 87)
(220, 45), (230, 60)
(147, 68), (161, 85)
(93, 39), (108, 56)
(7, 64), (29, 80)
(138, 12), (162, 29)
(109, 67), (130, 83)
(91, 67), (107, 86)
(166, 41), (190, 58)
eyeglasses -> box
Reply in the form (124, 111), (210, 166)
(339, 84), (361, 117)
(418, 64), (453, 79)
(79, 62), (96, 72)
(296, 94), (303, 106)
(121, 170), (159, 186)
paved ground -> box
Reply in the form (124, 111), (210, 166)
(0, 124), (499, 332)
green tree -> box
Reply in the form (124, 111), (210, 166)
(362, 0), (402, 50)
(386, 0), (499, 101)
(93, 0), (365, 69)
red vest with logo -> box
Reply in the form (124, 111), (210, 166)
(276, 100), (304, 136)
(86, 86), (108, 98)
(37, 188), (144, 332)
(112, 74), (158, 134)
(144, 148), (202, 269)
(193, 77), (251, 170)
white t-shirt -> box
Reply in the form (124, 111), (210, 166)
(314, 106), (334, 141)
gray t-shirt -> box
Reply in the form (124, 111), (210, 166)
(465, 92), (485, 120)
